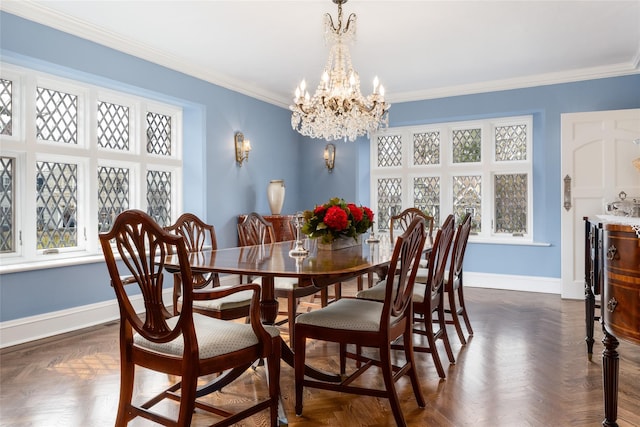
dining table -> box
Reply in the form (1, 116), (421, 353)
(164, 235), (430, 424)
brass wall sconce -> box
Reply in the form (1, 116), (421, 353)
(324, 143), (336, 172)
(235, 131), (252, 166)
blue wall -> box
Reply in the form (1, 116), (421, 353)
(1, 11), (639, 322)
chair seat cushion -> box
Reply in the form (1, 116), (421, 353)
(134, 313), (279, 359)
(357, 279), (425, 304)
(296, 298), (395, 332)
(178, 286), (252, 311)
(252, 276), (299, 291)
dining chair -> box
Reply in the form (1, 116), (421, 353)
(165, 213), (252, 321)
(294, 216), (427, 427)
(390, 207), (435, 268)
(100, 209), (281, 426)
(358, 214), (456, 379)
(441, 213), (474, 345)
(238, 212), (338, 344)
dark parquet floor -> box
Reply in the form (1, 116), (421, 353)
(1, 283), (639, 426)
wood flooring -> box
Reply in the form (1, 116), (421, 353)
(1, 283), (639, 426)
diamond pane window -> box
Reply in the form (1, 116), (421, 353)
(98, 166), (130, 232)
(36, 161), (77, 249)
(98, 101), (130, 150)
(36, 87), (78, 144)
(413, 131), (440, 165)
(376, 135), (402, 167)
(495, 124), (527, 161)
(452, 128), (481, 163)
(146, 112), (171, 156)
(495, 173), (528, 234)
(147, 170), (171, 227)
(376, 178), (402, 232)
(0, 157), (14, 252)
(413, 176), (440, 225)
(1, 78), (12, 136)
(453, 175), (481, 233)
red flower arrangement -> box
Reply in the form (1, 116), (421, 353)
(301, 197), (374, 243)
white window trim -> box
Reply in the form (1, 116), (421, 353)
(371, 115), (533, 243)
(0, 63), (183, 271)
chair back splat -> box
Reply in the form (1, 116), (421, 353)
(100, 209), (281, 427)
(294, 216), (428, 427)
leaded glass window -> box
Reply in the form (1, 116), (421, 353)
(495, 124), (527, 161)
(0, 156), (14, 252)
(36, 87), (78, 144)
(413, 176), (440, 225)
(376, 178), (402, 231)
(98, 101), (130, 150)
(36, 161), (78, 249)
(98, 166), (130, 232)
(147, 170), (171, 226)
(413, 131), (440, 165)
(146, 111), (171, 156)
(453, 175), (481, 233)
(452, 128), (481, 163)
(495, 173), (528, 234)
(376, 134), (402, 167)
(0, 78), (12, 136)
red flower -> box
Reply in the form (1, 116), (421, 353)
(323, 206), (348, 231)
(363, 207), (374, 222)
(314, 205), (326, 215)
(348, 204), (363, 222)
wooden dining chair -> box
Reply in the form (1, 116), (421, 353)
(294, 217), (428, 427)
(390, 207), (435, 268)
(165, 213), (252, 320)
(358, 214), (456, 379)
(238, 212), (338, 344)
(441, 213), (474, 345)
(100, 209), (281, 427)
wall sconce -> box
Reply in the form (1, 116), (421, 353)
(324, 143), (336, 172)
(235, 131), (251, 166)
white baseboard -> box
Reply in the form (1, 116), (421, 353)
(1, 273), (563, 349)
(464, 272), (562, 295)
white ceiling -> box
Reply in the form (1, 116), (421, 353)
(2, 0), (639, 108)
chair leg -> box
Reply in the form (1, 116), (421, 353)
(116, 358), (135, 427)
(334, 282), (342, 301)
(177, 370), (198, 426)
(438, 305), (456, 364)
(403, 324), (426, 408)
(357, 275), (364, 291)
(379, 342), (407, 427)
(267, 336), (282, 427)
(457, 285), (474, 337)
(448, 288), (467, 345)
(294, 330), (306, 416)
(339, 343), (347, 374)
(320, 288), (329, 307)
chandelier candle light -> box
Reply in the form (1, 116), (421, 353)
(290, 0), (390, 142)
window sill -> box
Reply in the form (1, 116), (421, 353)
(0, 253), (106, 274)
(468, 237), (551, 247)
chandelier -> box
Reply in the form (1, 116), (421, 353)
(290, 0), (389, 142)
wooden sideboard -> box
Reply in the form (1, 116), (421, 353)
(600, 222), (640, 427)
(237, 214), (295, 245)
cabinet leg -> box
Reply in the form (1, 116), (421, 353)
(601, 327), (619, 427)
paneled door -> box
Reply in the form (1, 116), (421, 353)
(560, 109), (640, 299)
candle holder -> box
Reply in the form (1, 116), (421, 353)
(289, 212), (309, 256)
(366, 222), (380, 244)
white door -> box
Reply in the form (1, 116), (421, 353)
(560, 109), (640, 299)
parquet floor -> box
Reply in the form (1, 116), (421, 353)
(1, 283), (639, 427)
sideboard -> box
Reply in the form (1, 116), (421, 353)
(237, 214), (295, 245)
(598, 221), (639, 427)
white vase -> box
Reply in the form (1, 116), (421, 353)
(267, 180), (285, 215)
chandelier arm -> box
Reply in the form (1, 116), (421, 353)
(343, 13), (356, 34)
(350, 99), (386, 114)
(295, 102), (316, 115)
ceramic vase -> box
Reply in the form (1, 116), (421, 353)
(317, 235), (362, 251)
(267, 180), (285, 215)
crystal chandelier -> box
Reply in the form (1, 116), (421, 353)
(290, 0), (389, 142)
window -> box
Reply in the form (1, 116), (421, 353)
(371, 116), (532, 242)
(0, 63), (183, 267)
